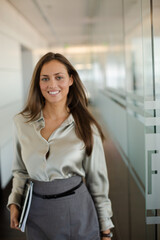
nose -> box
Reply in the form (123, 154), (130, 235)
(48, 79), (57, 89)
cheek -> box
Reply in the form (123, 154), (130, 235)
(61, 80), (72, 89)
(39, 82), (46, 91)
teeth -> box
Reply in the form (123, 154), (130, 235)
(48, 91), (59, 95)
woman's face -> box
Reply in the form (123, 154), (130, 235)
(39, 60), (73, 106)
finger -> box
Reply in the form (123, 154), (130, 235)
(14, 220), (21, 231)
(10, 219), (19, 230)
(15, 226), (21, 231)
(10, 219), (15, 229)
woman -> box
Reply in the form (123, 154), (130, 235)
(8, 52), (114, 240)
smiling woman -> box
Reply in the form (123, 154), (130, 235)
(39, 60), (73, 105)
(7, 52), (114, 240)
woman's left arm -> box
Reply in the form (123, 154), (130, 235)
(101, 229), (113, 240)
(82, 125), (114, 235)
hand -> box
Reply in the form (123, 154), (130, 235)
(10, 204), (21, 231)
(101, 237), (111, 240)
(101, 229), (112, 240)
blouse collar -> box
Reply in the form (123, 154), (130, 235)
(30, 110), (75, 129)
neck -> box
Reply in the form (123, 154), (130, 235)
(43, 102), (69, 120)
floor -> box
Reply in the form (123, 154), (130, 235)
(0, 107), (118, 240)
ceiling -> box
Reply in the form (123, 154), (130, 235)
(8, 0), (151, 49)
(7, 0), (126, 48)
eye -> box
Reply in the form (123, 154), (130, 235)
(41, 77), (49, 81)
(56, 76), (63, 80)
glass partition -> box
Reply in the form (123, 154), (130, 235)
(90, 0), (160, 239)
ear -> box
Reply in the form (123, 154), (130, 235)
(69, 75), (73, 86)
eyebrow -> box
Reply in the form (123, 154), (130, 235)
(40, 72), (65, 77)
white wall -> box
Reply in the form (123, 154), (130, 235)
(0, 0), (47, 49)
(0, 0), (48, 188)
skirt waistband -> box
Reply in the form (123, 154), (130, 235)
(33, 179), (83, 199)
(31, 176), (83, 195)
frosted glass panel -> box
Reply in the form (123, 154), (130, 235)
(73, 0), (160, 238)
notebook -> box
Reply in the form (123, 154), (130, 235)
(18, 181), (33, 232)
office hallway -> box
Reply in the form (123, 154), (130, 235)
(0, 0), (160, 239)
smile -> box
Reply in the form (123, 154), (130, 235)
(48, 91), (60, 95)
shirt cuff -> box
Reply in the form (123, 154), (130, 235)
(7, 192), (22, 211)
(99, 218), (114, 231)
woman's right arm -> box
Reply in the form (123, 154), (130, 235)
(9, 204), (21, 230)
(7, 121), (29, 229)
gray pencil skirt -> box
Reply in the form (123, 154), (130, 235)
(26, 176), (101, 240)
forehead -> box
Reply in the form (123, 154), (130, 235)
(41, 60), (68, 74)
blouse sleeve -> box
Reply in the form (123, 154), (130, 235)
(82, 125), (114, 231)
(7, 120), (29, 209)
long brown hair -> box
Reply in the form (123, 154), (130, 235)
(20, 52), (104, 156)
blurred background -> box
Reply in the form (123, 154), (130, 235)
(0, 0), (160, 239)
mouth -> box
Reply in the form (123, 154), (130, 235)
(48, 90), (60, 96)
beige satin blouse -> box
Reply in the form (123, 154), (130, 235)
(7, 111), (114, 231)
